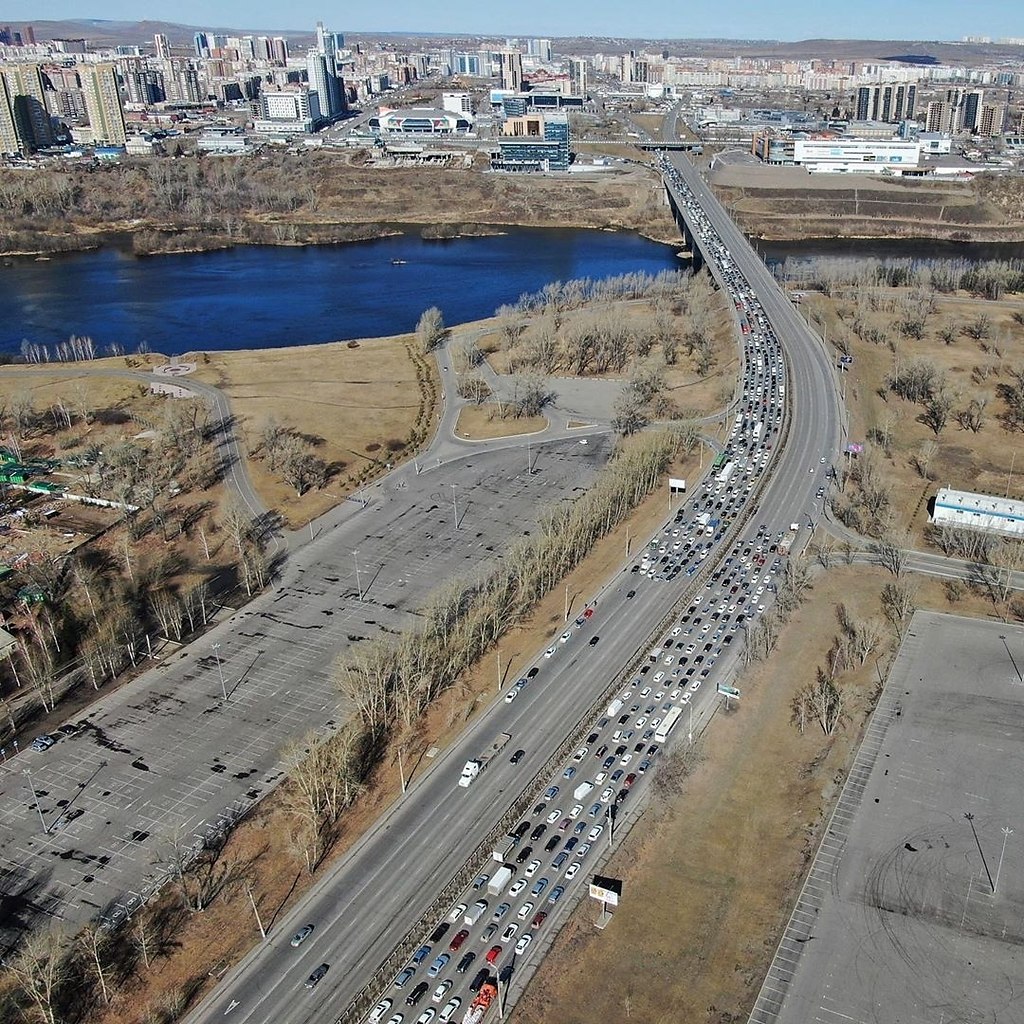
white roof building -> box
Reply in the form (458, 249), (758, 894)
(931, 487), (1024, 539)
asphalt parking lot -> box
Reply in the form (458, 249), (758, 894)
(0, 438), (611, 940)
(751, 609), (1024, 1024)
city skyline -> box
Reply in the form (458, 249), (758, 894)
(2, 0), (1023, 44)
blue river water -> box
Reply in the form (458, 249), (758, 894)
(0, 228), (686, 356)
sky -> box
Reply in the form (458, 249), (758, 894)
(6, 0), (1021, 41)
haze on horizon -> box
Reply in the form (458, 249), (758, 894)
(3, 0), (1019, 43)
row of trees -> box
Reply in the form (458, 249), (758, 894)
(277, 430), (688, 870)
(252, 416), (330, 497)
(780, 255), (1024, 301)
(499, 269), (695, 318)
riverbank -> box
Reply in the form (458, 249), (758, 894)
(709, 161), (1024, 243)
(0, 151), (678, 258)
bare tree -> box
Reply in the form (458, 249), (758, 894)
(416, 306), (447, 353)
(868, 531), (909, 577)
(4, 925), (72, 1024)
(881, 580), (917, 638)
(79, 923), (112, 1006)
(795, 668), (846, 735)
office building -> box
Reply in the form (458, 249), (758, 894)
(493, 112), (571, 172)
(194, 32), (209, 57)
(367, 107), (473, 136)
(255, 89), (317, 133)
(79, 63), (127, 145)
(442, 91), (472, 115)
(451, 51), (482, 76)
(499, 50), (523, 91)
(531, 38), (552, 62)
(569, 58), (589, 97)
(752, 130), (920, 172)
(0, 63), (54, 154)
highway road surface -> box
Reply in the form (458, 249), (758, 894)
(185, 140), (843, 1024)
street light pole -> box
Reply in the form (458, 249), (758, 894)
(451, 484), (459, 530)
(994, 826), (1014, 894)
(353, 550), (363, 601)
(398, 748), (407, 794)
(212, 643), (227, 700)
(999, 635), (1023, 685)
(24, 768), (47, 834)
(246, 885), (267, 939)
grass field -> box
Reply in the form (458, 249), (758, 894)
(454, 405), (548, 440)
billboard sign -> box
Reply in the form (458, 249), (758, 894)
(589, 875), (622, 906)
(669, 477), (686, 492)
(717, 684), (741, 698)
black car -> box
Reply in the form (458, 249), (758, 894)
(513, 820), (531, 839)
(406, 982), (429, 1006)
(564, 836), (578, 851)
(457, 951), (477, 973)
(530, 823), (547, 841)
(626, 590), (636, 599)
(544, 835), (560, 853)
(509, 749), (526, 765)
(587, 732), (599, 744)
(594, 744), (608, 758)
(527, 667), (539, 678)
(470, 968), (491, 993)
(589, 636), (600, 646)
(429, 922), (449, 944)
(515, 845), (534, 865)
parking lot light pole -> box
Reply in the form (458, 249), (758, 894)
(212, 643), (227, 700)
(450, 484), (459, 530)
(23, 768), (47, 834)
(999, 635), (1023, 685)
(353, 550), (363, 601)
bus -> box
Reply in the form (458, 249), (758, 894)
(711, 453), (727, 472)
(654, 705), (684, 744)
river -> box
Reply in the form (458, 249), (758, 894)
(0, 228), (685, 357)
(1, 228), (1021, 358)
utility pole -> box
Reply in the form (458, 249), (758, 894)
(212, 643), (227, 700)
(1007, 450), (1016, 499)
(994, 827), (1014, 894)
(451, 483), (459, 530)
(625, 525), (631, 559)
(527, 437), (532, 475)
(497, 650), (502, 694)
(398, 748), (407, 794)
(246, 886), (266, 938)
(353, 550), (363, 601)
(564, 584), (569, 622)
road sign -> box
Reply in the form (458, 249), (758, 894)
(717, 684), (741, 699)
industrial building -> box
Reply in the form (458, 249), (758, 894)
(930, 487), (1024, 539)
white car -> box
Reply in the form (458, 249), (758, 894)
(588, 824), (604, 842)
(544, 646), (555, 658)
(600, 788), (614, 803)
(504, 688), (518, 704)
(515, 934), (533, 955)
(517, 901), (535, 920)
(448, 904), (467, 923)
(569, 803), (584, 819)
(369, 1000), (393, 1023)
(509, 879), (527, 898)
(619, 753), (632, 766)
(433, 981), (453, 1003)
(524, 859), (542, 878)
(439, 998), (462, 1023)
(594, 772), (607, 785)
(640, 687), (651, 698)
(653, 671), (665, 683)
(560, 631), (572, 644)
(690, 680), (701, 691)
(564, 862), (579, 881)
(572, 747), (588, 762)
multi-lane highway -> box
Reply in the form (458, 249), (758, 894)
(183, 139), (842, 1024)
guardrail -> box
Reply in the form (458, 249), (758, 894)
(334, 249), (795, 1024)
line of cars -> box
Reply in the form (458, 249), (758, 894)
(362, 157), (808, 1024)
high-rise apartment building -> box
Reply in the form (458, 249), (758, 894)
(194, 32), (209, 57)
(153, 32), (170, 59)
(79, 63), (127, 145)
(978, 102), (1005, 137)
(0, 63), (53, 154)
(855, 83), (916, 123)
(306, 49), (346, 123)
(271, 37), (289, 63)
(961, 88), (983, 132)
(926, 101), (953, 133)
(569, 58), (589, 97)
(499, 50), (523, 91)
(531, 38), (552, 61)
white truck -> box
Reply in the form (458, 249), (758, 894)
(464, 900), (488, 926)
(573, 781), (594, 801)
(606, 698), (624, 717)
(459, 732), (512, 788)
(487, 865), (514, 895)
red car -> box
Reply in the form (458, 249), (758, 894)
(485, 945), (502, 965)
(624, 773), (637, 788)
(531, 911), (548, 929)
(449, 929), (469, 952)
(583, 607), (594, 619)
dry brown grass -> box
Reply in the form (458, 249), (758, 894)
(187, 335), (438, 528)
(801, 287), (1024, 544)
(514, 566), (1003, 1024)
(454, 405), (548, 439)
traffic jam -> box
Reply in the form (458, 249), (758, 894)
(360, 163), (803, 1024)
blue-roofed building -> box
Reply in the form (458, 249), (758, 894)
(930, 487), (1024, 539)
